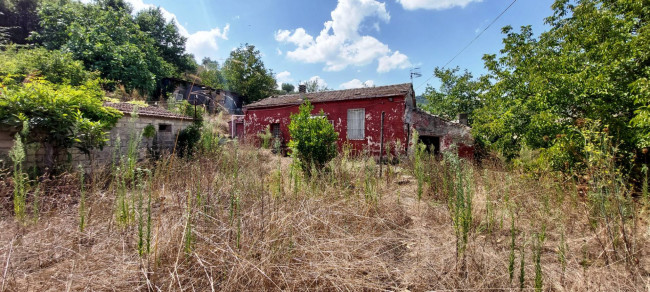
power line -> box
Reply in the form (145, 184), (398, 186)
(414, 0), (519, 91)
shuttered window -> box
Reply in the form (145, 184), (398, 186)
(347, 108), (365, 140)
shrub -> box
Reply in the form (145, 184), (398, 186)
(288, 100), (338, 175)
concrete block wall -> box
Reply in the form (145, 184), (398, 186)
(0, 116), (193, 172)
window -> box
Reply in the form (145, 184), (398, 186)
(159, 124), (172, 132)
(347, 108), (365, 140)
(270, 123), (281, 138)
(175, 93), (183, 100)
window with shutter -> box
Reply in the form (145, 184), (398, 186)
(347, 108), (365, 140)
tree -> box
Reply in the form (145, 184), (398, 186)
(304, 79), (329, 93)
(197, 57), (225, 89)
(281, 83), (295, 94)
(32, 0), (176, 95)
(0, 79), (122, 172)
(422, 67), (484, 124)
(135, 7), (197, 73)
(0, 45), (93, 86)
(472, 0), (650, 171)
(222, 44), (277, 103)
(288, 100), (338, 175)
(0, 0), (40, 44)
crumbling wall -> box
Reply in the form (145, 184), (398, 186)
(408, 109), (474, 158)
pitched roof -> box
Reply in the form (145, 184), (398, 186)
(105, 102), (192, 120)
(245, 83), (413, 109)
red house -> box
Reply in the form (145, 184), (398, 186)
(243, 83), (473, 157)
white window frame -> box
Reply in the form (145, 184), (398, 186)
(347, 108), (365, 140)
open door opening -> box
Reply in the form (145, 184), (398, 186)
(419, 135), (440, 155)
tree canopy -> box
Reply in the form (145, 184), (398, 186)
(222, 44), (277, 103)
(30, 0), (193, 96)
(421, 0), (650, 172)
(422, 67), (483, 125)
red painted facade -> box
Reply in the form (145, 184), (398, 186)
(244, 95), (408, 155)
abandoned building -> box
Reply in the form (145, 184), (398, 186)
(161, 77), (244, 115)
(243, 83), (474, 158)
(0, 102), (193, 171)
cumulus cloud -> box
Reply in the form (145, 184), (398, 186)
(377, 51), (412, 73)
(307, 76), (328, 89)
(340, 79), (375, 89)
(276, 71), (293, 88)
(275, 0), (410, 73)
(397, 0), (483, 10)
(82, 0), (230, 61)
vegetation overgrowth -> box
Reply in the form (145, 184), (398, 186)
(1, 118), (648, 291)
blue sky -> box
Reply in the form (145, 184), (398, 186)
(113, 0), (555, 95)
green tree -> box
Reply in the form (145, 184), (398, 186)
(222, 43), (277, 103)
(0, 45), (93, 86)
(134, 7), (197, 73)
(288, 100), (338, 174)
(304, 79), (329, 93)
(281, 83), (295, 94)
(32, 0), (175, 95)
(197, 57), (225, 89)
(0, 0), (41, 44)
(0, 79), (122, 172)
(472, 0), (650, 170)
(422, 67), (483, 124)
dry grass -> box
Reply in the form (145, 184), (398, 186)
(1, 144), (649, 291)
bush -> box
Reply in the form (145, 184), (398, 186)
(288, 100), (338, 175)
(176, 124), (201, 158)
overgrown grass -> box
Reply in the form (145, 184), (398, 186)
(1, 122), (648, 290)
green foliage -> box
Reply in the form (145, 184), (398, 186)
(443, 150), (474, 269)
(258, 126), (272, 149)
(288, 100), (338, 175)
(304, 79), (329, 93)
(32, 0), (177, 95)
(9, 133), (27, 223)
(0, 0), (40, 44)
(472, 0), (650, 170)
(134, 7), (197, 73)
(142, 124), (156, 139)
(422, 67), (483, 124)
(222, 43), (277, 103)
(281, 83), (295, 94)
(0, 46), (94, 86)
(197, 57), (225, 90)
(0, 78), (122, 170)
(177, 124), (201, 158)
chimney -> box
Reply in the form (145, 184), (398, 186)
(298, 84), (306, 93)
(458, 113), (469, 126)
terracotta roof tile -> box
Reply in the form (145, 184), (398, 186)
(105, 102), (192, 120)
(245, 83), (413, 109)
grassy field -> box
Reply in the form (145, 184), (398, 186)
(1, 139), (649, 291)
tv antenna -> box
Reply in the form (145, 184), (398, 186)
(410, 67), (422, 83)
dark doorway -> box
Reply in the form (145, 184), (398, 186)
(419, 136), (440, 154)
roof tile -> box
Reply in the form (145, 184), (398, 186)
(245, 83), (413, 109)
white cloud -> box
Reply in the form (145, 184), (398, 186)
(307, 76), (328, 89)
(340, 79), (375, 89)
(276, 71), (293, 88)
(377, 51), (411, 73)
(276, 48), (283, 55)
(82, 0), (230, 61)
(275, 0), (410, 73)
(397, 0), (483, 10)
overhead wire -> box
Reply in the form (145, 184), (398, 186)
(414, 0), (519, 91)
